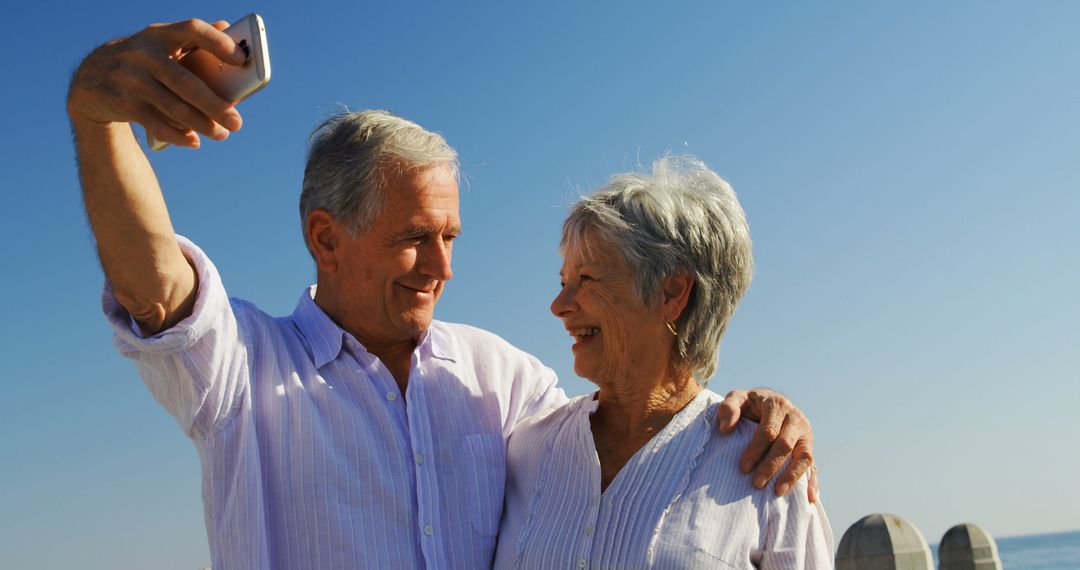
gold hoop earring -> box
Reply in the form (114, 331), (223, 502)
(666, 321), (678, 336)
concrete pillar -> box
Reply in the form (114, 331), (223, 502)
(938, 523), (1002, 570)
(835, 513), (934, 570)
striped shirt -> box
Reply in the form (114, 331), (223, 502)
(103, 237), (566, 570)
(494, 390), (834, 569)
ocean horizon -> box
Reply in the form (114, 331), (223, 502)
(930, 529), (1079, 569)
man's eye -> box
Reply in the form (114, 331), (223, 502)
(580, 274), (593, 283)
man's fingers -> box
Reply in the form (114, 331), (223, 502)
(729, 388), (819, 499)
(153, 18), (245, 131)
(162, 18), (247, 66)
(147, 56), (241, 132)
(739, 418), (778, 474)
(750, 416), (798, 488)
(139, 106), (200, 148)
(754, 391), (786, 436)
(141, 78), (229, 140)
(771, 438), (813, 497)
(68, 16), (245, 137)
(738, 392), (784, 473)
(717, 390), (748, 434)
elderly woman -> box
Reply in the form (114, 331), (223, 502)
(494, 156), (833, 569)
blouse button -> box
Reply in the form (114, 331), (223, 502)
(386, 391), (398, 402)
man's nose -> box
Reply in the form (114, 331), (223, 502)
(419, 239), (453, 282)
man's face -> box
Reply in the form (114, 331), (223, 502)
(331, 164), (461, 345)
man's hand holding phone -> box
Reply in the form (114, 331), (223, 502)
(68, 18), (250, 149)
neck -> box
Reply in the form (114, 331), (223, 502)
(592, 366), (701, 438)
(589, 364), (701, 493)
(313, 285), (417, 390)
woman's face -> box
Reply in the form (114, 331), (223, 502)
(551, 235), (669, 384)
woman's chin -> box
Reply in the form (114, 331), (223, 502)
(572, 361), (596, 382)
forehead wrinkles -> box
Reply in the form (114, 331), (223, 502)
(381, 198), (460, 241)
(562, 231), (627, 275)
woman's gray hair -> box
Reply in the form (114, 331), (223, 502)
(299, 110), (459, 256)
(561, 155), (754, 381)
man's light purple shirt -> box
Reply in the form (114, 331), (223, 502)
(104, 237), (566, 570)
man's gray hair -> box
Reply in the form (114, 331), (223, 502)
(561, 155), (754, 381)
(300, 110), (459, 256)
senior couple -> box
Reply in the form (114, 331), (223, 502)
(69, 17), (832, 569)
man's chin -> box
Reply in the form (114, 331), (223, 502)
(395, 311), (435, 339)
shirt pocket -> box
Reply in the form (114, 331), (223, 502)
(461, 433), (507, 537)
(651, 492), (760, 569)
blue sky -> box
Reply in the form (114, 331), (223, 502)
(2, 2), (1078, 568)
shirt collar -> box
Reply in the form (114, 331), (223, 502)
(292, 286), (348, 368)
(292, 286), (458, 368)
(416, 321), (458, 363)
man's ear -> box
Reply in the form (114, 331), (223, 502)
(660, 271), (694, 323)
(306, 209), (341, 273)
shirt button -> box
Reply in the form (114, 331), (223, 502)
(386, 391), (398, 402)
(578, 559), (587, 568)
(414, 452), (425, 465)
(585, 524), (594, 535)
(424, 524), (434, 536)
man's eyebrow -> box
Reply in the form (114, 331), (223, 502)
(400, 225), (436, 235)
(396, 225), (463, 237)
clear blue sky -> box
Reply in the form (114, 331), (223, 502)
(2, 1), (1078, 568)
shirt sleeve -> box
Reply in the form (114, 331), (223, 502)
(481, 333), (567, 436)
(517, 365), (568, 425)
(759, 475), (835, 569)
(102, 235), (250, 440)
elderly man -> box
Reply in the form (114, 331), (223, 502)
(68, 18), (819, 570)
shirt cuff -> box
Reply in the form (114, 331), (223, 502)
(102, 235), (228, 355)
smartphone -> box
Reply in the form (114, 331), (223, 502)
(148, 13), (272, 150)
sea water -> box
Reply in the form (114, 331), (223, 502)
(997, 531), (1080, 570)
(930, 530), (1080, 569)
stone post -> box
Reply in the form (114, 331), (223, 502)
(835, 513), (934, 569)
(938, 523), (1002, 570)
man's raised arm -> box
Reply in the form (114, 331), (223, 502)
(67, 19), (247, 333)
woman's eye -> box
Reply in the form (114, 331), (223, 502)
(580, 275), (593, 283)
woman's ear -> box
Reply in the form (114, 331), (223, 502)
(660, 271), (694, 323)
(306, 209), (341, 273)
